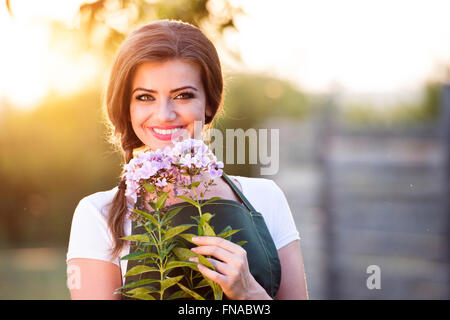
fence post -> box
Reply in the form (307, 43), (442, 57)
(317, 95), (338, 299)
(443, 83), (450, 300)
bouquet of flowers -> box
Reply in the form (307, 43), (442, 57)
(114, 138), (244, 300)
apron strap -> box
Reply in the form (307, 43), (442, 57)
(221, 172), (256, 212)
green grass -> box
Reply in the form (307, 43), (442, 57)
(0, 247), (70, 300)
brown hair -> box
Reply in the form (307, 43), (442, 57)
(104, 20), (224, 260)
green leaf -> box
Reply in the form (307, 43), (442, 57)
(236, 241), (248, 247)
(160, 243), (177, 261)
(190, 215), (200, 223)
(118, 278), (160, 290)
(200, 213), (214, 225)
(217, 229), (241, 239)
(161, 207), (183, 224)
(166, 290), (191, 300)
(165, 260), (198, 271)
(188, 181), (201, 189)
(220, 225), (232, 232)
(202, 222), (216, 237)
(124, 287), (156, 300)
(160, 275), (184, 291)
(176, 195), (199, 208)
(205, 278), (223, 300)
(120, 234), (151, 242)
(124, 265), (158, 277)
(197, 254), (215, 270)
(194, 278), (210, 289)
(178, 233), (198, 244)
(172, 247), (212, 270)
(218, 225), (232, 235)
(200, 197), (222, 206)
(132, 209), (159, 226)
(162, 224), (195, 242)
(125, 286), (159, 293)
(176, 282), (205, 300)
(120, 251), (159, 261)
(156, 192), (169, 210)
(143, 183), (156, 194)
(172, 247), (197, 261)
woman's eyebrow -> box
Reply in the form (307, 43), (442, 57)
(132, 86), (198, 94)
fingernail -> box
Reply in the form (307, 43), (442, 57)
(192, 237), (199, 242)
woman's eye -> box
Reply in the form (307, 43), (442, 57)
(175, 92), (194, 100)
(136, 94), (154, 102)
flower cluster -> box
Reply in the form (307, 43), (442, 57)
(123, 139), (224, 206)
(116, 138), (234, 300)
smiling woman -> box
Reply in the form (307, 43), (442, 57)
(66, 19), (308, 300)
(129, 60), (213, 147)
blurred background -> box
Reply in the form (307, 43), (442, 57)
(0, 0), (449, 299)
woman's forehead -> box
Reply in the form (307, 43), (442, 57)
(132, 59), (202, 90)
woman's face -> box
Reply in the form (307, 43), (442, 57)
(129, 59), (212, 151)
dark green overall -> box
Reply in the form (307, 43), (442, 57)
(122, 173), (281, 299)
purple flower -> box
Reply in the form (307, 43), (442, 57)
(139, 161), (159, 179)
(122, 138), (224, 205)
(208, 161), (224, 179)
(155, 177), (168, 187)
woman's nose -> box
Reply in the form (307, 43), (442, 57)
(155, 99), (176, 122)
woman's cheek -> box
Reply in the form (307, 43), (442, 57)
(132, 105), (152, 123)
(191, 102), (207, 120)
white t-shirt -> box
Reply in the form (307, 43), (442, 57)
(66, 175), (300, 283)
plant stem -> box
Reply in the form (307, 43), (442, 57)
(157, 211), (164, 300)
(192, 186), (203, 218)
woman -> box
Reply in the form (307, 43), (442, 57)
(66, 19), (308, 300)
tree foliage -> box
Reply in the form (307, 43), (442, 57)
(76, 0), (243, 58)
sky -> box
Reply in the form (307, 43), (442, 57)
(234, 0), (450, 105)
(1, 0), (450, 109)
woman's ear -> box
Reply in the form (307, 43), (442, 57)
(205, 105), (213, 117)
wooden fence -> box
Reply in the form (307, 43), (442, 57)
(265, 84), (450, 299)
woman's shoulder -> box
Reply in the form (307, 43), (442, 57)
(76, 186), (119, 218)
(67, 186), (122, 265)
(228, 175), (286, 210)
(229, 175), (281, 194)
(230, 174), (299, 249)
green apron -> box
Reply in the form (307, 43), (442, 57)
(122, 173), (281, 299)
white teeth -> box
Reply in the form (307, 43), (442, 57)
(153, 127), (183, 135)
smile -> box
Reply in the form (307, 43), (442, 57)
(150, 125), (186, 140)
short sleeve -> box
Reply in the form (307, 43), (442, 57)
(66, 198), (119, 266)
(269, 180), (300, 250)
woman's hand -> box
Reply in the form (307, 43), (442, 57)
(189, 236), (272, 300)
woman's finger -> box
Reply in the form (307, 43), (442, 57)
(192, 236), (245, 255)
(190, 256), (235, 277)
(191, 245), (238, 265)
(196, 263), (227, 286)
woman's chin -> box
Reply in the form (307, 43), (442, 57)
(146, 140), (174, 151)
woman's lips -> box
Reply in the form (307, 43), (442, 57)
(151, 125), (185, 129)
(150, 125), (186, 141)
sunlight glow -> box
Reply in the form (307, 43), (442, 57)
(234, 0), (450, 97)
(1, 0), (450, 110)
(0, 0), (95, 109)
